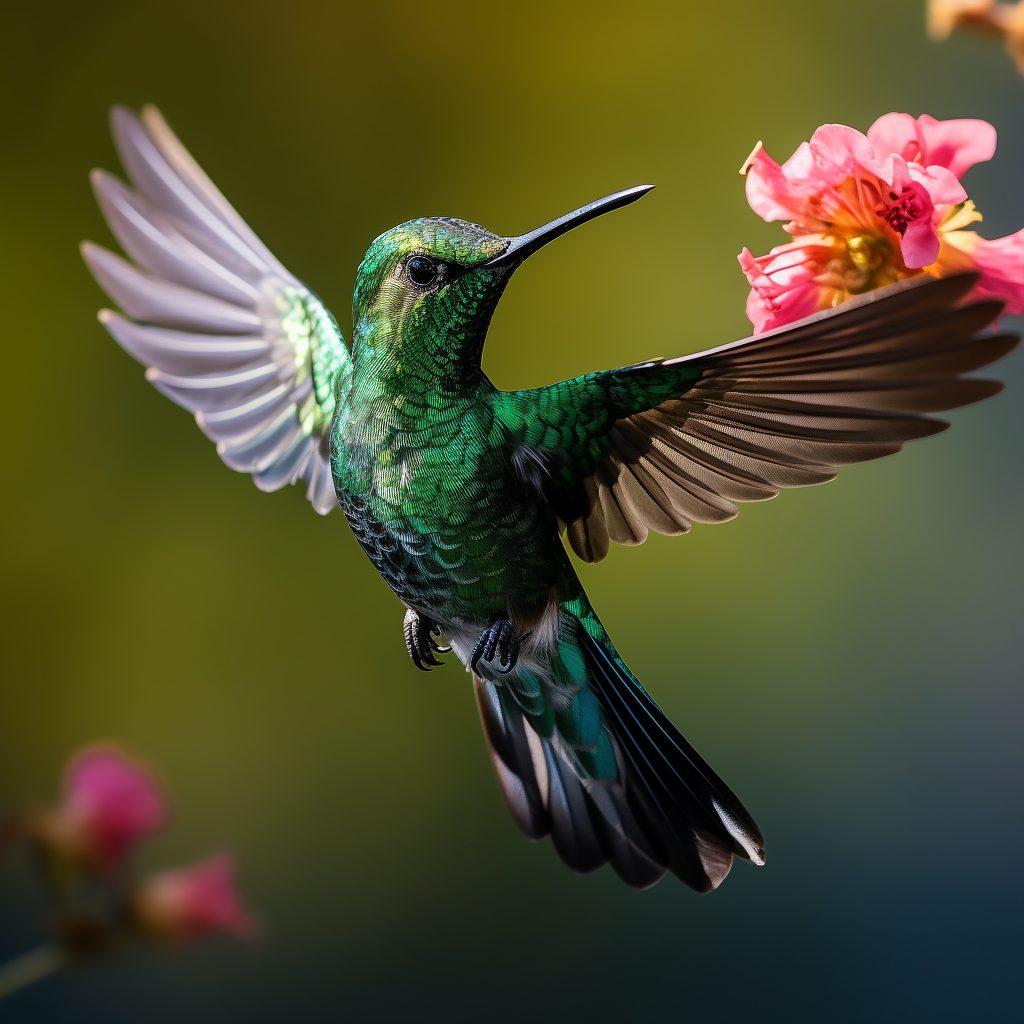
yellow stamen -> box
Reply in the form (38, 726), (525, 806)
(942, 199), (983, 233)
(739, 142), (763, 176)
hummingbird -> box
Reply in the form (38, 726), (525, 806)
(83, 106), (1017, 890)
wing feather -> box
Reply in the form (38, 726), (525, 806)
(83, 106), (348, 516)
(91, 169), (260, 307)
(497, 275), (1017, 562)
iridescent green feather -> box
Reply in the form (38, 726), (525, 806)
(277, 285), (351, 437)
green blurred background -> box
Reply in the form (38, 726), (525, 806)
(2, 1), (1021, 1020)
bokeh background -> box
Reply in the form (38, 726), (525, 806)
(2, 1), (1022, 1020)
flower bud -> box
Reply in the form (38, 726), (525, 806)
(130, 855), (260, 942)
(32, 746), (167, 873)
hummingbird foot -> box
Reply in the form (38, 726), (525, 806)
(403, 609), (451, 672)
(470, 619), (521, 676)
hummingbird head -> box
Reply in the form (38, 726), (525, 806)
(351, 185), (655, 387)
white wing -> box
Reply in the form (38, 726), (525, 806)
(82, 105), (349, 515)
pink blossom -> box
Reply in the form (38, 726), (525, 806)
(927, 0), (997, 41)
(942, 227), (1024, 309)
(928, 2), (1024, 76)
(40, 747), (168, 871)
(739, 241), (840, 333)
(739, 113), (1024, 331)
(867, 112), (996, 178)
(132, 855), (260, 942)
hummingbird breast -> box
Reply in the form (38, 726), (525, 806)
(331, 387), (564, 631)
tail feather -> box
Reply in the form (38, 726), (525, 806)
(585, 781), (670, 888)
(541, 745), (605, 875)
(473, 611), (764, 891)
(474, 676), (548, 838)
(578, 626), (766, 868)
(475, 673), (662, 883)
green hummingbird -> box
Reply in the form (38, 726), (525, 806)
(83, 106), (1017, 890)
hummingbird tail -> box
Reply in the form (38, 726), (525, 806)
(474, 613), (765, 890)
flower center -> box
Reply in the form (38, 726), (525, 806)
(846, 234), (890, 273)
(832, 233), (902, 295)
(877, 187), (922, 238)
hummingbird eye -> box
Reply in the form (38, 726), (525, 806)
(406, 254), (441, 288)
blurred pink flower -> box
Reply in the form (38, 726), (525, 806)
(739, 114), (1024, 332)
(928, 2), (1024, 74)
(65, 747), (167, 869)
(33, 746), (168, 872)
(928, 0), (1000, 40)
(132, 855), (260, 942)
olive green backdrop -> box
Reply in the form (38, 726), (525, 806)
(2, 1), (1021, 1021)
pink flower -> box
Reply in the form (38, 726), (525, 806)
(927, 0), (997, 40)
(33, 746), (168, 872)
(739, 241), (841, 334)
(867, 112), (996, 179)
(928, 2), (1024, 76)
(739, 114), (1024, 332)
(132, 855), (260, 942)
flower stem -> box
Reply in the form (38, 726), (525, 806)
(0, 945), (64, 1002)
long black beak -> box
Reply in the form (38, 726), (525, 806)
(484, 184), (655, 268)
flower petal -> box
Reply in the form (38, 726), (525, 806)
(887, 158), (941, 268)
(868, 112), (997, 178)
(743, 144), (806, 223)
(946, 228), (1024, 314)
(811, 123), (888, 181)
(868, 112), (921, 161)
(908, 162), (968, 207)
(902, 219), (941, 270)
(739, 240), (835, 333)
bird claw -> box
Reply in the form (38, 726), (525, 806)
(470, 619), (521, 676)
(403, 609), (449, 672)
(428, 623), (452, 655)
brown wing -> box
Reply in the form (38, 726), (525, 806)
(500, 274), (1017, 563)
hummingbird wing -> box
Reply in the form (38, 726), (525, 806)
(82, 106), (349, 515)
(497, 274), (1017, 562)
